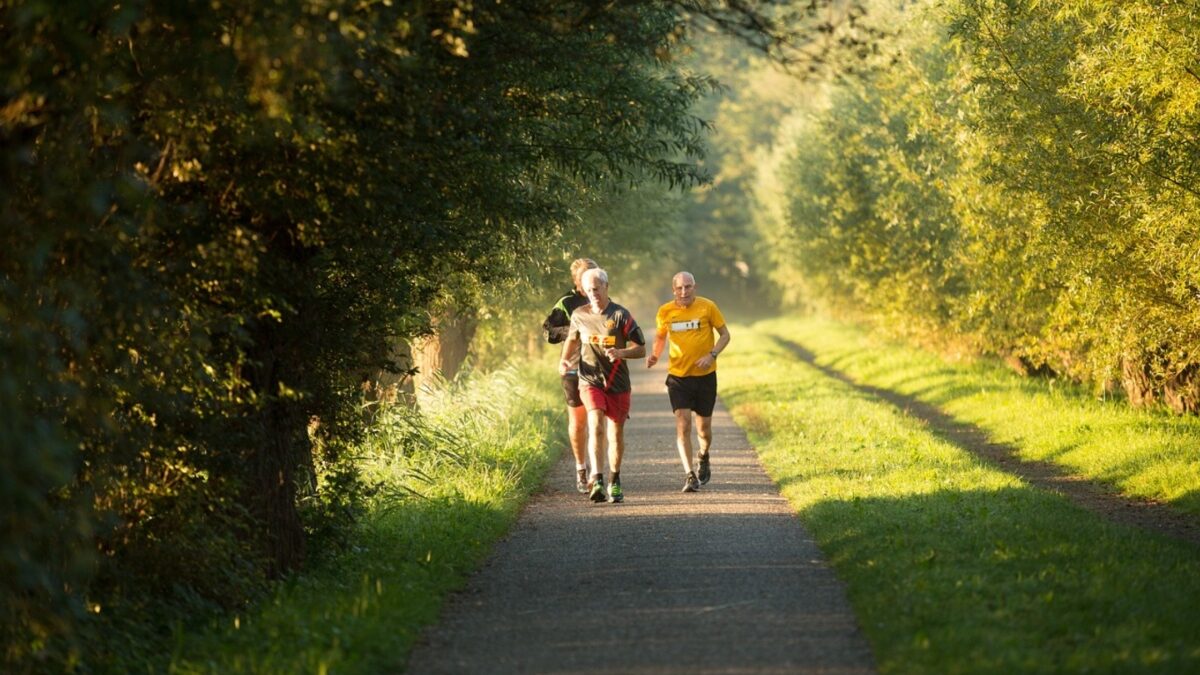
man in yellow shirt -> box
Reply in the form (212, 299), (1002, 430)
(647, 272), (731, 492)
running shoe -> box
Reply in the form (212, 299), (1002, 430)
(697, 453), (711, 485)
(607, 480), (624, 503)
(589, 475), (607, 503)
(576, 468), (588, 494)
(682, 471), (700, 493)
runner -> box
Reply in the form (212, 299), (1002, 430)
(559, 268), (646, 503)
(542, 257), (599, 492)
(647, 271), (730, 492)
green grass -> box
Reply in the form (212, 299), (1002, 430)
(754, 316), (1200, 516)
(164, 362), (564, 674)
(720, 320), (1200, 674)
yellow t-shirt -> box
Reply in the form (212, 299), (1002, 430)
(655, 297), (726, 378)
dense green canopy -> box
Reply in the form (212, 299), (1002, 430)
(1, 0), (843, 669)
(742, 0), (1200, 411)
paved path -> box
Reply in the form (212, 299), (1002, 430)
(404, 366), (876, 674)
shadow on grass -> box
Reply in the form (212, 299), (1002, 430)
(815, 338), (1097, 408)
(792, 485), (1200, 674)
(1176, 489), (1200, 518)
(768, 335), (1200, 548)
(167, 491), (531, 674)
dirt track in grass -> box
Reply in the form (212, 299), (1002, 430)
(772, 336), (1200, 550)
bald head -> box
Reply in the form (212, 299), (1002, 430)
(671, 271), (696, 307)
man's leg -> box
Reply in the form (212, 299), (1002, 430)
(694, 372), (718, 485)
(565, 374), (589, 492)
(672, 403), (700, 494)
(607, 418), (625, 475)
(674, 408), (694, 474)
(568, 403), (589, 491)
(605, 418), (626, 503)
(696, 414), (713, 484)
(587, 408), (609, 502)
(696, 414), (713, 455)
(568, 404), (588, 465)
(676, 409), (701, 492)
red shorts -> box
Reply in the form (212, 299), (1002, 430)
(579, 384), (631, 422)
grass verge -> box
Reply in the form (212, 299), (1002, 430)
(163, 361), (563, 674)
(720, 320), (1200, 674)
(753, 316), (1200, 516)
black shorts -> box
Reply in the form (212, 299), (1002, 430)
(562, 373), (583, 408)
(666, 372), (717, 417)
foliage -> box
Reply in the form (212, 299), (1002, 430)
(674, 39), (782, 312)
(1, 0), (823, 669)
(673, 9), (883, 315)
(164, 359), (561, 674)
(754, 0), (1200, 412)
(470, 180), (688, 373)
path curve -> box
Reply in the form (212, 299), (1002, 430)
(404, 365), (876, 674)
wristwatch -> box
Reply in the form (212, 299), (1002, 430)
(709, 351), (718, 360)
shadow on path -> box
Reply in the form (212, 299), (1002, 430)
(771, 335), (1200, 548)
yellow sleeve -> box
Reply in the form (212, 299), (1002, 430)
(709, 300), (726, 330)
(655, 303), (670, 337)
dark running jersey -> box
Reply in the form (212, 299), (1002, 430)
(544, 289), (589, 373)
(567, 301), (645, 394)
(543, 290), (588, 344)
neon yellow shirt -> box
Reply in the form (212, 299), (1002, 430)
(655, 296), (726, 378)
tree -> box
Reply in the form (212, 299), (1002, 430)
(3, 0), (840, 669)
(751, 0), (1200, 410)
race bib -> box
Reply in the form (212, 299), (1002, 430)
(585, 334), (617, 347)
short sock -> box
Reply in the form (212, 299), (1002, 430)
(610, 471), (620, 484)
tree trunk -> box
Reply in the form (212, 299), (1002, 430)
(1121, 355), (1157, 409)
(1163, 363), (1200, 415)
(254, 400), (307, 577)
(363, 337), (417, 402)
(414, 309), (476, 394)
(245, 328), (307, 578)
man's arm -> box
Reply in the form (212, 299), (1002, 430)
(617, 341), (646, 360)
(695, 324), (730, 370)
(559, 334), (580, 375)
(711, 324), (731, 356)
(646, 332), (667, 368)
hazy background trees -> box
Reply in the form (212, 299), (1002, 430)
(693, 0), (1200, 411)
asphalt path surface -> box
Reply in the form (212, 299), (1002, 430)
(405, 365), (876, 674)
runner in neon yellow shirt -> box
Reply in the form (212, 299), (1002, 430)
(647, 272), (731, 492)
